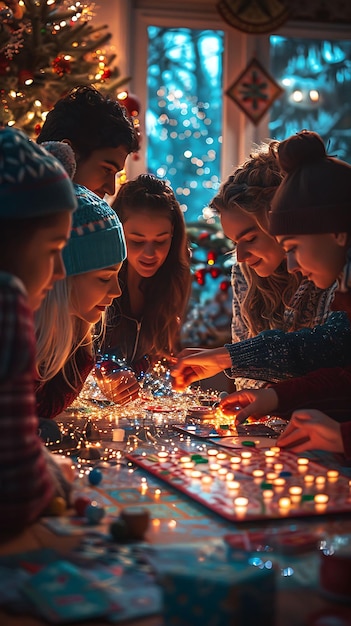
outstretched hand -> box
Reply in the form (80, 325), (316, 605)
(171, 347), (231, 391)
(96, 368), (140, 405)
(277, 409), (344, 453)
(219, 388), (279, 424)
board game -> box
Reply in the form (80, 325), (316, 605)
(173, 422), (278, 440)
(125, 444), (351, 524)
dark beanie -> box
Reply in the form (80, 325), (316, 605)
(269, 130), (351, 236)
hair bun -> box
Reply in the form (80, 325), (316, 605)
(41, 141), (76, 179)
(277, 130), (326, 174)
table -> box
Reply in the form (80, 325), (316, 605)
(1, 390), (351, 626)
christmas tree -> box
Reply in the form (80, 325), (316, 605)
(0, 0), (129, 135)
(181, 215), (235, 348)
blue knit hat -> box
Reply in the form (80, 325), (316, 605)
(63, 184), (126, 276)
(0, 127), (77, 217)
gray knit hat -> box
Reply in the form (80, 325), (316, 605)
(269, 130), (351, 236)
(0, 127), (77, 217)
(63, 184), (126, 276)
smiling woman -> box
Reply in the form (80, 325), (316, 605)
(100, 173), (192, 377)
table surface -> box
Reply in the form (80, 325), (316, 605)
(2, 391), (351, 626)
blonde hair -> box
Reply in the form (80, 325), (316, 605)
(35, 277), (93, 389)
(211, 141), (301, 338)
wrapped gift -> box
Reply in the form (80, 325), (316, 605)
(158, 559), (275, 626)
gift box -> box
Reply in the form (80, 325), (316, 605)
(158, 559), (275, 626)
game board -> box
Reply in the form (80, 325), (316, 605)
(173, 422), (278, 440)
(126, 444), (351, 524)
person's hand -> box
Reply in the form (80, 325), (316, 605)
(277, 409), (344, 453)
(96, 368), (140, 405)
(171, 347), (231, 391)
(220, 388), (279, 424)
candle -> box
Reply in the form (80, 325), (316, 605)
(157, 451), (169, 463)
(209, 463), (221, 474)
(315, 475), (326, 488)
(273, 477), (286, 492)
(154, 489), (161, 499)
(289, 486), (302, 504)
(270, 446), (280, 454)
(274, 463), (283, 472)
(252, 469), (265, 479)
(112, 428), (125, 442)
(217, 453), (227, 462)
(218, 468), (228, 479)
(207, 448), (218, 457)
(278, 497), (291, 513)
(262, 489), (274, 500)
(191, 470), (202, 480)
(227, 480), (240, 493)
(303, 474), (315, 486)
(241, 451), (252, 459)
(327, 469), (339, 482)
(234, 496), (249, 518)
(230, 456), (241, 465)
(202, 475), (212, 485)
(180, 456), (191, 464)
(265, 450), (275, 463)
(225, 472), (235, 482)
(266, 471), (277, 481)
(183, 461), (195, 475)
(297, 458), (309, 472)
(314, 493), (329, 513)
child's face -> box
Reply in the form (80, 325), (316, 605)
(73, 146), (129, 198)
(220, 207), (285, 277)
(70, 264), (122, 325)
(123, 210), (173, 279)
(278, 233), (348, 289)
(15, 212), (72, 311)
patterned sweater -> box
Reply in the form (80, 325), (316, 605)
(0, 273), (55, 536)
(229, 263), (338, 388)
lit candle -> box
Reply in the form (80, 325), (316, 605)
(265, 450), (275, 463)
(191, 470), (202, 480)
(314, 493), (329, 513)
(252, 469), (265, 479)
(241, 451), (252, 459)
(180, 456), (191, 464)
(112, 428), (125, 442)
(154, 488), (161, 499)
(218, 467), (228, 479)
(202, 475), (212, 486)
(157, 451), (169, 463)
(303, 474), (315, 486)
(270, 446), (280, 454)
(209, 463), (221, 474)
(315, 475), (326, 489)
(234, 496), (249, 518)
(266, 471), (277, 481)
(327, 469), (339, 482)
(207, 449), (219, 458)
(278, 497), (291, 513)
(297, 458), (309, 473)
(183, 461), (195, 475)
(273, 477), (286, 492)
(217, 453), (227, 462)
(227, 480), (240, 493)
(289, 485), (302, 504)
(274, 463), (283, 472)
(262, 489), (274, 501)
(230, 456), (241, 465)
(225, 472), (235, 482)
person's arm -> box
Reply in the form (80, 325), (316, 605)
(36, 347), (94, 419)
(225, 311), (351, 382)
(0, 279), (56, 534)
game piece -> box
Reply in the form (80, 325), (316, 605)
(110, 518), (131, 543)
(46, 496), (67, 516)
(85, 503), (105, 524)
(74, 496), (91, 517)
(120, 507), (150, 540)
(88, 468), (103, 486)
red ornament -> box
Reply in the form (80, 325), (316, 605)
(195, 269), (206, 285)
(207, 250), (216, 264)
(117, 92), (141, 117)
(219, 280), (231, 292)
(52, 55), (71, 76)
(210, 267), (220, 279)
(101, 68), (111, 80)
(34, 123), (42, 136)
(198, 231), (210, 241)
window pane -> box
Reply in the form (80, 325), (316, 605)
(269, 36), (351, 162)
(147, 27), (224, 222)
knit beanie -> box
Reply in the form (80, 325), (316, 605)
(63, 184), (126, 276)
(0, 126), (77, 218)
(269, 130), (351, 236)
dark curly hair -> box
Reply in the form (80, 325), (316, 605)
(37, 85), (139, 158)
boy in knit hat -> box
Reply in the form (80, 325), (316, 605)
(218, 130), (351, 458)
(35, 183), (139, 421)
(0, 126), (77, 539)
